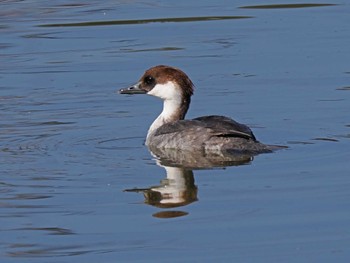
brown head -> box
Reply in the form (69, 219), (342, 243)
(119, 65), (194, 100)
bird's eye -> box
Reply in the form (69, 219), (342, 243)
(144, 76), (155, 85)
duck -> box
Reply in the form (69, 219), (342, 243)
(119, 65), (274, 154)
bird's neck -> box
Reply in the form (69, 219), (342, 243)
(146, 97), (190, 143)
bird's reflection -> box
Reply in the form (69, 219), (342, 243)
(124, 147), (256, 218)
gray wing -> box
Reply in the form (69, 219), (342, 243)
(153, 115), (257, 141)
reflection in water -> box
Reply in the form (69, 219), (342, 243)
(239, 3), (337, 9)
(152, 211), (189, 219)
(143, 167), (197, 209)
(125, 165), (197, 219)
(148, 145), (254, 169)
(125, 147), (256, 218)
(39, 16), (252, 27)
(15, 227), (75, 235)
(8, 244), (88, 258)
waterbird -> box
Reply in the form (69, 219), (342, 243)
(119, 65), (276, 155)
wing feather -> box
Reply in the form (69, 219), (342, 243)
(153, 115), (256, 141)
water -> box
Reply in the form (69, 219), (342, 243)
(1, 1), (350, 262)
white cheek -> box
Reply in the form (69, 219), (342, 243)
(148, 82), (181, 101)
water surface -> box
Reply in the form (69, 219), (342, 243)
(1, 1), (350, 262)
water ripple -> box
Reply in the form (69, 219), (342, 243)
(39, 16), (253, 27)
(239, 3), (337, 9)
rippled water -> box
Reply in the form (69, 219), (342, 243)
(1, 1), (350, 262)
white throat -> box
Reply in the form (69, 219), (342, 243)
(145, 81), (183, 143)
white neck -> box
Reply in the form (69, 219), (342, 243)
(146, 98), (182, 142)
(145, 81), (185, 144)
